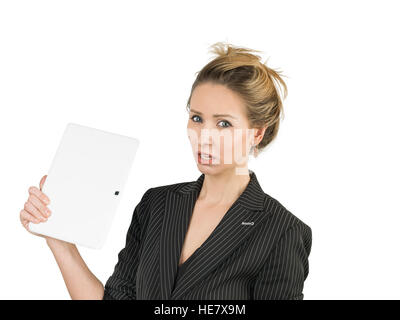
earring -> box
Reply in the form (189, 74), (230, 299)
(250, 144), (258, 156)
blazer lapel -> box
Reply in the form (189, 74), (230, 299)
(159, 181), (200, 299)
(159, 170), (270, 300)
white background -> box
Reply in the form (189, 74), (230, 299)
(1, 0), (399, 300)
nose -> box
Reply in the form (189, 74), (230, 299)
(199, 126), (221, 144)
(188, 127), (220, 156)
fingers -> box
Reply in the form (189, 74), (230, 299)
(21, 178), (51, 236)
(39, 175), (47, 191)
(28, 185), (50, 205)
(20, 209), (41, 230)
(20, 209), (47, 240)
(29, 193), (51, 218)
(24, 197), (49, 222)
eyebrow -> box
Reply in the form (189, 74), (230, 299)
(189, 108), (238, 120)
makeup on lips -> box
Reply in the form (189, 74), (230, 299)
(197, 152), (217, 165)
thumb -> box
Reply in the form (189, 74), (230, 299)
(39, 175), (47, 191)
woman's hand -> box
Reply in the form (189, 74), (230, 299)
(20, 175), (103, 299)
(20, 174), (73, 248)
(20, 174), (51, 233)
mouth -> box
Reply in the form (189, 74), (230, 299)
(197, 152), (216, 160)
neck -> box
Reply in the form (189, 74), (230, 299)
(198, 167), (251, 206)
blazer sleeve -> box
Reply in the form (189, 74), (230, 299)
(102, 188), (152, 300)
(252, 221), (312, 300)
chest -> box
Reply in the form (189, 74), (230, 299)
(178, 201), (232, 265)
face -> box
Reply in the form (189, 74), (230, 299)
(187, 82), (265, 176)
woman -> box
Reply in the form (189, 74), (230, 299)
(19, 42), (312, 300)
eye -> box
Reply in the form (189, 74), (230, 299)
(190, 115), (202, 123)
(217, 120), (232, 128)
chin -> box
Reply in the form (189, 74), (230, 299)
(197, 163), (216, 172)
(197, 162), (237, 176)
(196, 163), (221, 175)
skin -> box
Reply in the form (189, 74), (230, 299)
(19, 81), (267, 298)
(20, 175), (104, 300)
(187, 82), (266, 203)
(180, 82), (267, 264)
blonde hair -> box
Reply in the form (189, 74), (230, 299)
(186, 42), (288, 156)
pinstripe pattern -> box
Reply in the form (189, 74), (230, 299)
(103, 170), (312, 300)
(172, 260), (190, 292)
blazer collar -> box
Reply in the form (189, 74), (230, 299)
(159, 169), (270, 299)
(177, 169), (266, 211)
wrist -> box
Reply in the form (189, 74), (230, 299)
(46, 237), (76, 252)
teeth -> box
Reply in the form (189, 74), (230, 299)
(200, 153), (212, 159)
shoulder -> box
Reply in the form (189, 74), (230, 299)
(132, 180), (190, 228)
(261, 193), (312, 247)
(139, 179), (192, 204)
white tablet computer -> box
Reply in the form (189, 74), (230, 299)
(28, 122), (140, 249)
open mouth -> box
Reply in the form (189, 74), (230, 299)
(198, 152), (214, 160)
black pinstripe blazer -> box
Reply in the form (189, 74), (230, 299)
(103, 170), (312, 300)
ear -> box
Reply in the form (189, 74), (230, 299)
(253, 126), (267, 146)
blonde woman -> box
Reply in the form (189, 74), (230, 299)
(20, 42), (312, 300)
